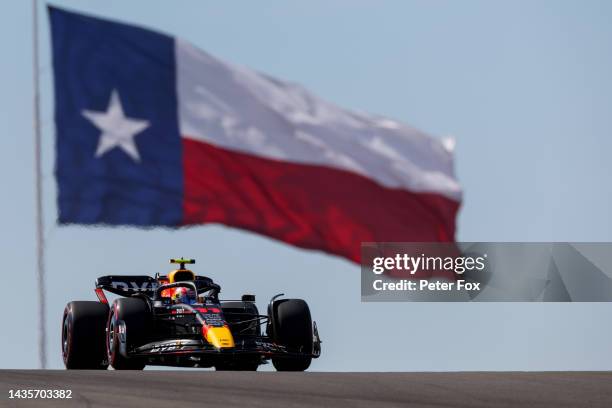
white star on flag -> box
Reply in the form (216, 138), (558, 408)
(82, 90), (150, 162)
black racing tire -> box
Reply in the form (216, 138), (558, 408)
(62, 301), (109, 370)
(269, 299), (313, 372)
(107, 298), (149, 370)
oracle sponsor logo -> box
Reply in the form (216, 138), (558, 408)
(111, 281), (159, 291)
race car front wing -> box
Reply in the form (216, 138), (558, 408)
(130, 335), (321, 359)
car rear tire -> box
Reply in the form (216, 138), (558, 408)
(62, 301), (109, 369)
(269, 299), (313, 372)
(107, 298), (149, 370)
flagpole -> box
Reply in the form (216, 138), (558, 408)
(32, 0), (47, 369)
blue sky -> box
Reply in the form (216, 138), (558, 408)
(1, 0), (611, 370)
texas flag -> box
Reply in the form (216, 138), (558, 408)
(49, 7), (461, 263)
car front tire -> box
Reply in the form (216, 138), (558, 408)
(106, 298), (148, 370)
(269, 299), (313, 372)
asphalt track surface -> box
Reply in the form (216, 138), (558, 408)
(1, 370), (611, 408)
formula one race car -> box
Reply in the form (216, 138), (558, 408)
(61, 258), (321, 371)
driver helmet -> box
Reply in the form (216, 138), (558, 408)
(172, 287), (196, 305)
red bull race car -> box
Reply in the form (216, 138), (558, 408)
(61, 258), (321, 371)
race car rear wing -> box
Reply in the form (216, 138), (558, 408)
(95, 275), (158, 297)
(95, 275), (219, 298)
